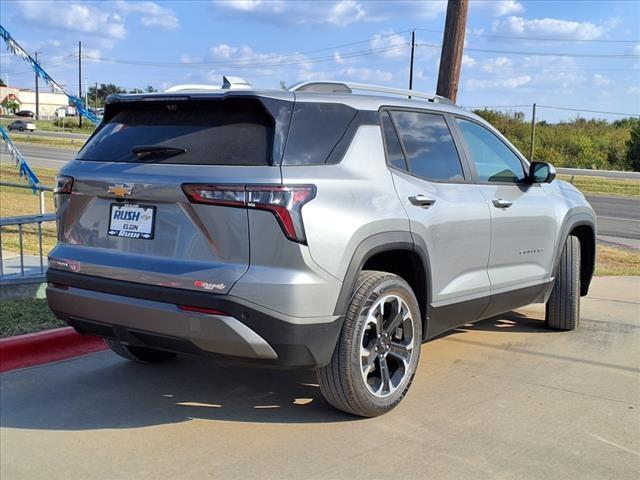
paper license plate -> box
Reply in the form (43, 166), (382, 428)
(108, 204), (156, 240)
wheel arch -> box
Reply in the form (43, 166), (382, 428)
(553, 213), (596, 296)
(333, 231), (431, 338)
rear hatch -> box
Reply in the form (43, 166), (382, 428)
(50, 93), (292, 294)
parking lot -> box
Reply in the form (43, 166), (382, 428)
(1, 276), (638, 480)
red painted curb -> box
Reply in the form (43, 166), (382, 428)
(0, 327), (107, 373)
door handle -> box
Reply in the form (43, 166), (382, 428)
(408, 195), (436, 208)
(492, 198), (513, 208)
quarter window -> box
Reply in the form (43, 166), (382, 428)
(380, 111), (407, 171)
(456, 118), (526, 183)
(390, 111), (464, 182)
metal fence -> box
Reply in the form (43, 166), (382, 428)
(0, 182), (55, 284)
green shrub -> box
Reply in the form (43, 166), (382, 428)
(472, 109), (637, 171)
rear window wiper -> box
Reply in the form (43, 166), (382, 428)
(132, 145), (187, 160)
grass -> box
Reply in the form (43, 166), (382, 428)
(558, 175), (639, 197)
(0, 298), (65, 337)
(11, 135), (82, 150)
(0, 164), (57, 256)
(595, 245), (640, 276)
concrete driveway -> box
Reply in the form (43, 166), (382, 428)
(1, 276), (639, 480)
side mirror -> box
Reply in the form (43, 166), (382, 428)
(529, 161), (556, 184)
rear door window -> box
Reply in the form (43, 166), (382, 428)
(77, 98), (276, 165)
(390, 110), (465, 182)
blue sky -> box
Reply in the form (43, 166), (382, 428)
(1, 0), (639, 121)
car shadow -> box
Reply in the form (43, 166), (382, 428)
(1, 310), (548, 431)
(455, 310), (548, 334)
(0, 353), (358, 431)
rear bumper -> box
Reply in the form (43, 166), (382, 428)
(46, 269), (343, 368)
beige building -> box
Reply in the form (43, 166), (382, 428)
(0, 86), (69, 117)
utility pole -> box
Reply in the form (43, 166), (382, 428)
(34, 51), (40, 120)
(530, 103), (537, 161)
(408, 30), (415, 97)
(436, 0), (469, 103)
(78, 41), (82, 128)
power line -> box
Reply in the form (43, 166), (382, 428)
(538, 105), (640, 117)
(414, 27), (640, 44)
(83, 44), (410, 69)
(464, 104), (639, 117)
(416, 42), (640, 59)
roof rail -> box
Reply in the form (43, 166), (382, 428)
(164, 76), (253, 93)
(288, 81), (454, 104)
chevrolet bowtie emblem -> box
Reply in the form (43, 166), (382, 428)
(108, 184), (133, 197)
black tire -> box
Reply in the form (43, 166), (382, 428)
(105, 338), (177, 363)
(546, 235), (581, 331)
(19, 128), (24, 131)
(317, 271), (422, 417)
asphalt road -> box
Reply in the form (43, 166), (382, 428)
(1, 146), (638, 240)
(1, 276), (638, 480)
(587, 195), (640, 240)
(0, 144), (77, 170)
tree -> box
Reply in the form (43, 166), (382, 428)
(0, 78), (6, 87)
(145, 85), (157, 93)
(626, 120), (640, 172)
(87, 83), (127, 108)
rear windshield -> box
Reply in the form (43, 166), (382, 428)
(77, 98), (275, 165)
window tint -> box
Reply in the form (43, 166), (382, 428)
(380, 111), (407, 171)
(282, 102), (357, 165)
(78, 98), (274, 165)
(390, 111), (464, 182)
(456, 118), (526, 183)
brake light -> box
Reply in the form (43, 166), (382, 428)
(54, 175), (74, 194)
(182, 184), (315, 244)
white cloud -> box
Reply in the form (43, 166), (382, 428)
(327, 0), (366, 27)
(633, 44), (640, 55)
(369, 32), (409, 58)
(466, 75), (531, 90)
(472, 0), (524, 17)
(531, 70), (586, 90)
(208, 43), (313, 73)
(180, 54), (201, 64)
(333, 52), (346, 64)
(627, 86), (640, 96)
(412, 1), (447, 19)
(212, 0), (368, 27)
(482, 56), (512, 73)
(462, 54), (476, 67)
(593, 74), (611, 86)
(112, 1), (179, 29)
(340, 67), (393, 82)
(492, 16), (603, 40)
(15, 1), (127, 39)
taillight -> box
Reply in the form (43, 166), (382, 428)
(182, 184), (315, 244)
(54, 175), (74, 194)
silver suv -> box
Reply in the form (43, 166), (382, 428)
(47, 79), (596, 417)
